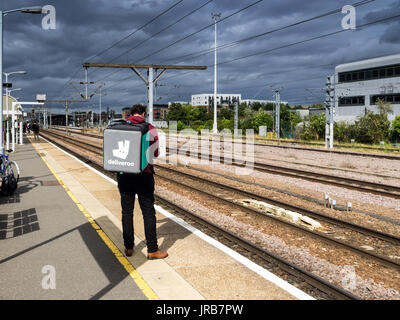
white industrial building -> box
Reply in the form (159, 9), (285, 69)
(191, 95), (291, 108)
(191, 94), (241, 107)
(335, 53), (400, 122)
(168, 101), (190, 107)
(241, 99), (288, 106)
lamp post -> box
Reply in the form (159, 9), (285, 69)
(0, 6), (43, 154)
(98, 83), (106, 129)
(212, 13), (221, 134)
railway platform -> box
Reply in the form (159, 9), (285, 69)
(0, 135), (312, 300)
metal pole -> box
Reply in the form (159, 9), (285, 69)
(11, 102), (15, 152)
(99, 87), (102, 127)
(148, 67), (154, 124)
(325, 75), (335, 149)
(213, 15), (218, 134)
(5, 74), (9, 150)
(65, 101), (69, 135)
(19, 119), (23, 145)
(234, 100), (238, 132)
(275, 90), (280, 139)
(330, 74), (335, 149)
(85, 67), (88, 100)
(0, 12), (4, 154)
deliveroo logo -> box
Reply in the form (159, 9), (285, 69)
(113, 140), (130, 160)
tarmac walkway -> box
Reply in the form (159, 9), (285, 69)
(0, 135), (311, 300)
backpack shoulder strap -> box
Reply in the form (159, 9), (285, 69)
(128, 121), (149, 134)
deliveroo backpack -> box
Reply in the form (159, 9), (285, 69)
(103, 119), (150, 174)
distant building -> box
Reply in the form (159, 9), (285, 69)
(335, 53), (400, 122)
(153, 104), (169, 121)
(121, 107), (130, 119)
(309, 108), (325, 117)
(168, 101), (189, 107)
(191, 94), (241, 107)
(290, 109), (309, 119)
(241, 99), (288, 106)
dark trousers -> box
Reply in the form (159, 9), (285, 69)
(117, 172), (158, 253)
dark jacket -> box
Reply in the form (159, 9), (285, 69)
(32, 124), (39, 133)
(125, 115), (159, 174)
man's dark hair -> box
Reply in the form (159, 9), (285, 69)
(130, 104), (147, 116)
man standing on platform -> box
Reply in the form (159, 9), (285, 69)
(117, 104), (168, 260)
(32, 121), (40, 141)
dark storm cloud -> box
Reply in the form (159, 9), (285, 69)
(0, 0), (399, 113)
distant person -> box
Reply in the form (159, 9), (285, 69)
(27, 122), (31, 134)
(32, 121), (40, 141)
(117, 104), (168, 260)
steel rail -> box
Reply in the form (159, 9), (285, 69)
(44, 128), (400, 199)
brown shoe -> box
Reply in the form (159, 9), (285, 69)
(147, 250), (168, 260)
(125, 249), (134, 257)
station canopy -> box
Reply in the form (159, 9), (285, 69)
(2, 94), (23, 116)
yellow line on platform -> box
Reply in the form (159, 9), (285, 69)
(29, 137), (159, 300)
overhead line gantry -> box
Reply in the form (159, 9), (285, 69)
(82, 63), (207, 124)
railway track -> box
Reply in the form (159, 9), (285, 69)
(154, 167), (400, 270)
(45, 128), (400, 199)
(51, 126), (400, 160)
(155, 165), (400, 244)
(39, 130), (400, 270)
(38, 130), (362, 300)
(39, 130), (400, 287)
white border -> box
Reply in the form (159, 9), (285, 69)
(39, 135), (315, 300)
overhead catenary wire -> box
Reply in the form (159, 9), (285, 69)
(161, 0), (376, 65)
(88, 0), (356, 86)
(92, 0), (264, 83)
(157, 12), (400, 84)
(88, 0), (186, 61)
(88, 0), (214, 82)
(114, 0), (376, 84)
(72, 7), (400, 109)
(55, 0), (186, 98)
(103, 0), (214, 65)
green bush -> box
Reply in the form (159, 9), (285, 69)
(334, 122), (357, 143)
(300, 113), (326, 140)
(218, 118), (234, 131)
(390, 116), (400, 142)
(253, 110), (273, 132)
(354, 111), (390, 144)
(176, 120), (187, 132)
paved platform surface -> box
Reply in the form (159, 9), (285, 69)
(0, 138), (148, 300)
(1, 135), (307, 300)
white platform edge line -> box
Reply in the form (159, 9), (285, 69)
(40, 135), (315, 301)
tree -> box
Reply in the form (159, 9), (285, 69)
(376, 98), (393, 118)
(301, 113), (326, 140)
(354, 111), (390, 144)
(167, 103), (186, 122)
(239, 107), (256, 132)
(280, 104), (302, 137)
(220, 108), (234, 120)
(253, 110), (273, 132)
(391, 116), (400, 142)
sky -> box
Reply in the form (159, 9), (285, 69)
(0, 0), (399, 114)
